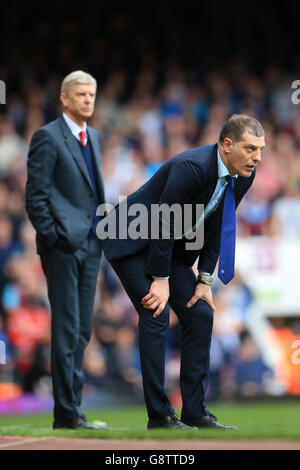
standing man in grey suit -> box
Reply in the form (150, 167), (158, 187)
(26, 71), (106, 430)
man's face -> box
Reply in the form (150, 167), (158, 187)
(60, 83), (96, 122)
(221, 132), (265, 177)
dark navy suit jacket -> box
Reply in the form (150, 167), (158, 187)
(26, 115), (105, 254)
(100, 143), (255, 277)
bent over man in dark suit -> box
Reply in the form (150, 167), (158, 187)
(26, 71), (106, 430)
(100, 114), (265, 429)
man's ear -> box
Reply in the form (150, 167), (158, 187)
(60, 92), (68, 107)
(222, 137), (234, 155)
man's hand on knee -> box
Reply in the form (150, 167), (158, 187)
(141, 278), (170, 319)
(186, 283), (216, 312)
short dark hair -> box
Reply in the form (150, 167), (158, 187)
(219, 114), (265, 144)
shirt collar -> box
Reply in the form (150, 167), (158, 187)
(217, 149), (238, 179)
(63, 112), (87, 138)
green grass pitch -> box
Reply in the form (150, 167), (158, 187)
(0, 401), (300, 440)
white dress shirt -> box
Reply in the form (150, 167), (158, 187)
(63, 112), (88, 145)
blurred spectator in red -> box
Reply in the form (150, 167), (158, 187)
(4, 257), (50, 390)
(265, 319), (300, 396)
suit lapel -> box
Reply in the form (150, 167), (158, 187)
(59, 116), (94, 192)
(194, 144), (219, 207)
(87, 128), (105, 195)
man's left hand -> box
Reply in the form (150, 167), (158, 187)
(186, 283), (216, 312)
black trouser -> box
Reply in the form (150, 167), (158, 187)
(111, 249), (213, 423)
(40, 237), (101, 421)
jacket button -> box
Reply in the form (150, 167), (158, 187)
(88, 215), (92, 220)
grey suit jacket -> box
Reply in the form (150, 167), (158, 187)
(26, 115), (105, 254)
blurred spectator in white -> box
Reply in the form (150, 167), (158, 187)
(137, 94), (163, 148)
(0, 117), (27, 178)
(237, 187), (272, 236)
(269, 73), (295, 127)
(270, 179), (300, 238)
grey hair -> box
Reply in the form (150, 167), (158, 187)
(61, 70), (97, 94)
(219, 114), (265, 144)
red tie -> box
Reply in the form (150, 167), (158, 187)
(79, 130), (86, 147)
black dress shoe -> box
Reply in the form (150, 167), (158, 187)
(53, 416), (105, 430)
(148, 414), (196, 430)
(80, 414), (107, 429)
(183, 413), (238, 430)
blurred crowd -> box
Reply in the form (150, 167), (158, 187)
(1, 5), (300, 407)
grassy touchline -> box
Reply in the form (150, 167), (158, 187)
(1, 402), (300, 440)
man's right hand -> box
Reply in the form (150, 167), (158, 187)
(141, 278), (170, 319)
